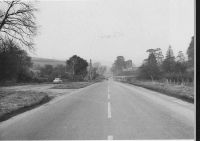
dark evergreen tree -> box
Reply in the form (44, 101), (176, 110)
(187, 36), (194, 67)
(162, 45), (176, 74)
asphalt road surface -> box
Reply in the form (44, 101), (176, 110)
(0, 80), (194, 140)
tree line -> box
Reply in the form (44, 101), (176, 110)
(137, 36), (194, 84)
(0, 38), (107, 83)
(37, 55), (107, 82)
(111, 36), (194, 85)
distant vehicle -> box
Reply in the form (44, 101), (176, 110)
(53, 78), (63, 84)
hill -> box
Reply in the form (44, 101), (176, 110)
(31, 57), (65, 68)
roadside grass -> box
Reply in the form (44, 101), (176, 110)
(122, 80), (194, 103)
(0, 90), (51, 122)
(0, 80), (101, 122)
(51, 81), (94, 89)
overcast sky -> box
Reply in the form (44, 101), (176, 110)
(32, 0), (194, 66)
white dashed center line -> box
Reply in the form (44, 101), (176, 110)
(107, 83), (113, 139)
(108, 102), (112, 119)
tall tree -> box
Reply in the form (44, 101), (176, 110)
(176, 51), (185, 63)
(146, 48), (164, 65)
(112, 56), (126, 75)
(138, 50), (160, 80)
(187, 36), (194, 67)
(155, 48), (164, 65)
(0, 38), (32, 82)
(98, 66), (107, 76)
(173, 51), (187, 82)
(66, 55), (88, 80)
(162, 45), (176, 73)
(93, 62), (107, 76)
(186, 36), (194, 82)
(92, 62), (107, 79)
(0, 0), (37, 49)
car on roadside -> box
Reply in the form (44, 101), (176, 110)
(53, 78), (63, 84)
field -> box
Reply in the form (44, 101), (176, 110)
(31, 57), (65, 67)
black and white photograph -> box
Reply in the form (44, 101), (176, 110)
(0, 0), (195, 140)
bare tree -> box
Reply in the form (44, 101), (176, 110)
(93, 62), (107, 77)
(0, 0), (37, 49)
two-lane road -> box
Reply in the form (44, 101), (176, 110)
(0, 80), (194, 140)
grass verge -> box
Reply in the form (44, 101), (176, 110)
(0, 91), (51, 122)
(121, 80), (194, 103)
(51, 81), (94, 89)
(0, 80), (101, 122)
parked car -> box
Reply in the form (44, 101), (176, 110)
(53, 78), (63, 84)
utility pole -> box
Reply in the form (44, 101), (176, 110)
(72, 59), (75, 80)
(72, 57), (77, 80)
(89, 59), (92, 81)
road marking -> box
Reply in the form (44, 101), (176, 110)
(107, 135), (113, 140)
(108, 102), (112, 118)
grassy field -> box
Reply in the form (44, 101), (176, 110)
(122, 80), (194, 103)
(0, 90), (50, 122)
(32, 57), (65, 67)
(0, 81), (97, 122)
(51, 81), (94, 89)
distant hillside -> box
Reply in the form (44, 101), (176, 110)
(31, 57), (65, 68)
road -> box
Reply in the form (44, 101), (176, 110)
(0, 80), (194, 140)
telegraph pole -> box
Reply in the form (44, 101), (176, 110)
(89, 59), (92, 81)
(72, 57), (77, 80)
